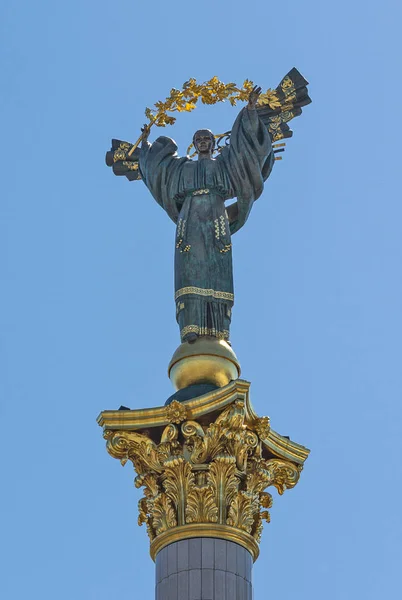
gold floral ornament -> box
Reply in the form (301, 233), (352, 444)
(254, 416), (271, 440)
(127, 76), (281, 158)
(165, 400), (188, 424)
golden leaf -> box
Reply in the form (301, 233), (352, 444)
(227, 491), (258, 533)
(260, 491), (273, 509)
(242, 79), (254, 91)
(135, 473), (160, 498)
(163, 457), (194, 526)
(152, 493), (177, 535)
(254, 416), (270, 440)
(183, 78), (195, 89)
(186, 484), (218, 524)
(208, 456), (238, 524)
(138, 496), (156, 541)
(261, 510), (271, 524)
(145, 107), (154, 120)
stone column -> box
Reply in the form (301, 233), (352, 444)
(155, 538), (252, 600)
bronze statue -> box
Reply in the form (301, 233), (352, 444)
(106, 69), (311, 346)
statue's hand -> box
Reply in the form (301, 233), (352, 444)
(248, 85), (262, 110)
(141, 124), (150, 143)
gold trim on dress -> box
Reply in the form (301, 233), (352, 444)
(192, 188), (210, 196)
(175, 286), (234, 302)
(180, 325), (229, 341)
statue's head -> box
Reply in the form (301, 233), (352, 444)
(193, 129), (215, 157)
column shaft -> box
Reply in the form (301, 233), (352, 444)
(155, 538), (252, 600)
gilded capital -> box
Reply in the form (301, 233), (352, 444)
(98, 380), (309, 560)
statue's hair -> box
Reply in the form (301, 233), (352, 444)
(193, 129), (215, 152)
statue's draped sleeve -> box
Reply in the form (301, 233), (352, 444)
(218, 107), (274, 234)
(139, 107), (273, 233)
(139, 136), (189, 224)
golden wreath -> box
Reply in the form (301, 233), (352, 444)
(128, 76), (281, 157)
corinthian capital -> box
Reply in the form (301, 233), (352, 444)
(98, 380), (309, 560)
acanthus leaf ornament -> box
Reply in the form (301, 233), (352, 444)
(252, 492), (273, 542)
(153, 493), (177, 535)
(254, 416), (271, 440)
(138, 497), (156, 541)
(227, 491), (259, 533)
(162, 456), (194, 526)
(209, 456), (239, 524)
(186, 477), (218, 524)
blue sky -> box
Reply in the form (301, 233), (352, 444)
(1, 1), (401, 598)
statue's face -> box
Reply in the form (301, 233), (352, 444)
(194, 130), (214, 155)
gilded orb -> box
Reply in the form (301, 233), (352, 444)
(168, 336), (241, 391)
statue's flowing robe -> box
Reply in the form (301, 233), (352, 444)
(139, 107), (274, 341)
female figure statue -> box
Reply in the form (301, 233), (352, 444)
(139, 86), (274, 343)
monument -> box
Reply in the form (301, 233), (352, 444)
(99, 68), (311, 599)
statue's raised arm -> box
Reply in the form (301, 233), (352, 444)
(217, 85), (275, 235)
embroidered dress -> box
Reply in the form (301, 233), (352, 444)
(139, 107), (274, 341)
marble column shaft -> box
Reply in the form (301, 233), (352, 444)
(155, 538), (253, 600)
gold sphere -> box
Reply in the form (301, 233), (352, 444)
(168, 337), (241, 391)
